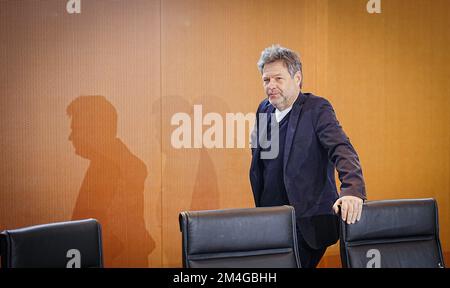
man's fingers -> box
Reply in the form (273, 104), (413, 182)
(348, 201), (355, 224)
(357, 201), (363, 221)
(346, 202), (354, 224)
(350, 200), (363, 224)
(351, 201), (359, 224)
(341, 202), (348, 222)
(333, 204), (339, 214)
(333, 199), (342, 214)
(337, 196), (364, 224)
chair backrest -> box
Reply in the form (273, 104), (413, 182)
(340, 198), (445, 268)
(179, 205), (301, 268)
(0, 218), (103, 268)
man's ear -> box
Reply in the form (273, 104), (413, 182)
(295, 71), (302, 88)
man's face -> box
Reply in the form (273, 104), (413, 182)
(262, 60), (301, 110)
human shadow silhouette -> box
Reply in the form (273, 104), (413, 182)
(67, 95), (155, 267)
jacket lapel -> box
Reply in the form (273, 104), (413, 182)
(262, 104), (275, 145)
(250, 102), (275, 172)
(283, 92), (307, 171)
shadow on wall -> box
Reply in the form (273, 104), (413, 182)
(152, 95), (221, 212)
(67, 95), (155, 267)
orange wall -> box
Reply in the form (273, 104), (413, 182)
(1, 0), (449, 267)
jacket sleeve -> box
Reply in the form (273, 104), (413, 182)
(314, 99), (367, 200)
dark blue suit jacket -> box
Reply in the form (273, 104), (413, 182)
(250, 92), (366, 249)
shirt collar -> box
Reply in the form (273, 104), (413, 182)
(275, 105), (293, 123)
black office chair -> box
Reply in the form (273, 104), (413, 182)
(0, 218), (103, 268)
(179, 205), (301, 268)
(340, 198), (445, 268)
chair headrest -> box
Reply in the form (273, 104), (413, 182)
(179, 206), (296, 255)
(342, 198), (438, 242)
(1, 218), (102, 268)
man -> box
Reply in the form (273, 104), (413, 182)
(249, 45), (366, 268)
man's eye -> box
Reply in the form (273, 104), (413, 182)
(276, 77), (282, 80)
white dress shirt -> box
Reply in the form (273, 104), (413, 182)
(275, 105), (293, 123)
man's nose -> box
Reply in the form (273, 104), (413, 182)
(267, 79), (277, 89)
(68, 132), (72, 141)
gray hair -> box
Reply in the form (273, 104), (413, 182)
(257, 44), (303, 88)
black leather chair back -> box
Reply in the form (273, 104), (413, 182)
(179, 205), (301, 268)
(0, 218), (103, 268)
(340, 198), (445, 268)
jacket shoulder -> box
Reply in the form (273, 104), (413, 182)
(256, 98), (271, 113)
(303, 93), (331, 108)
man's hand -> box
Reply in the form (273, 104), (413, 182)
(333, 196), (363, 224)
